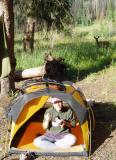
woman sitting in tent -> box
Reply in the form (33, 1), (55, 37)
(34, 97), (77, 149)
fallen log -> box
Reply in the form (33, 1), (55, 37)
(14, 53), (67, 81)
(14, 66), (45, 80)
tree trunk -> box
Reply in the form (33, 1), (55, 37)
(0, 5), (4, 75)
(71, 0), (78, 25)
(0, 77), (10, 97)
(23, 17), (35, 52)
(0, 1), (10, 96)
(3, 0), (16, 92)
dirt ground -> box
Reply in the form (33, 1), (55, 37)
(0, 66), (116, 160)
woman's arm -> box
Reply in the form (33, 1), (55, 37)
(43, 112), (51, 130)
(60, 108), (76, 128)
(67, 108), (76, 128)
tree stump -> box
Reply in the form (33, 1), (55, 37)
(0, 77), (10, 97)
(23, 17), (35, 52)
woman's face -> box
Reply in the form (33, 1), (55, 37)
(53, 100), (63, 112)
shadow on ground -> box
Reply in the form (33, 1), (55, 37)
(54, 42), (115, 81)
(66, 54), (114, 81)
(91, 102), (116, 153)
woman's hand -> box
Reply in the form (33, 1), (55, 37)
(60, 120), (72, 128)
(60, 120), (67, 128)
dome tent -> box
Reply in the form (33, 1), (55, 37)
(8, 79), (94, 157)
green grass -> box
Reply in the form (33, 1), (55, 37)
(15, 22), (116, 81)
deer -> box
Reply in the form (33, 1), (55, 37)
(94, 36), (110, 50)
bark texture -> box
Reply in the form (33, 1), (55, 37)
(3, 0), (16, 92)
(23, 17), (35, 52)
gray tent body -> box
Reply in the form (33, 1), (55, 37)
(8, 80), (90, 157)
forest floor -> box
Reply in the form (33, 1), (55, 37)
(0, 66), (116, 160)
